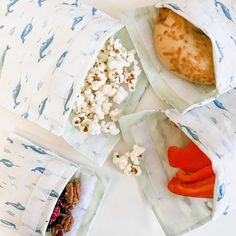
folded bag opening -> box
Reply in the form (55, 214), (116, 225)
(119, 110), (229, 236)
(121, 0), (236, 113)
(0, 0), (149, 166)
(0, 133), (109, 236)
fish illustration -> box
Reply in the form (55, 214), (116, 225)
(230, 35), (236, 45)
(217, 183), (225, 201)
(215, 40), (223, 63)
(0, 25), (4, 30)
(12, 80), (21, 109)
(0, 45), (11, 76)
(92, 7), (97, 15)
(37, 80), (43, 90)
(0, 219), (16, 229)
(63, 83), (74, 115)
(38, 35), (54, 62)
(210, 117), (217, 124)
(213, 99), (228, 111)
(6, 211), (15, 217)
(21, 106), (30, 119)
(71, 16), (84, 31)
(7, 137), (13, 144)
(6, 0), (20, 16)
(63, 0), (80, 7)
(49, 190), (59, 198)
(56, 51), (68, 68)
(31, 167), (46, 174)
(0, 159), (18, 168)
(21, 22), (33, 43)
(38, 97), (48, 116)
(215, 0), (233, 22)
(5, 202), (25, 211)
(167, 3), (182, 11)
(223, 205), (230, 215)
(178, 123), (201, 143)
(38, 0), (46, 7)
(22, 143), (47, 154)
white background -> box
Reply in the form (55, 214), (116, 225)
(0, 0), (236, 235)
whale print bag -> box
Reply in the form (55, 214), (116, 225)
(0, 0), (148, 166)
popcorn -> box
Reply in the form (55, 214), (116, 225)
(113, 87), (128, 104)
(109, 108), (123, 122)
(112, 144), (145, 176)
(112, 152), (129, 170)
(72, 36), (141, 136)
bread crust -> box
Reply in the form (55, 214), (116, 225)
(154, 8), (215, 85)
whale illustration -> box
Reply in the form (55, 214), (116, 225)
(21, 22), (33, 43)
(178, 123), (201, 143)
(63, 83), (74, 115)
(62, 0), (80, 7)
(230, 35), (236, 45)
(38, 0), (46, 7)
(56, 51), (68, 68)
(38, 97), (48, 116)
(7, 137), (13, 144)
(38, 35), (54, 62)
(215, 0), (233, 22)
(49, 190), (59, 198)
(0, 159), (18, 168)
(92, 7), (97, 15)
(0, 45), (11, 76)
(5, 202), (25, 211)
(6, 0), (20, 16)
(215, 40), (223, 63)
(213, 99), (228, 111)
(12, 80), (21, 109)
(21, 106), (30, 119)
(217, 183), (225, 201)
(71, 16), (84, 31)
(31, 167), (46, 174)
(0, 219), (16, 229)
(22, 143), (47, 154)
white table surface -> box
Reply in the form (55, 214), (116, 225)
(0, 0), (236, 235)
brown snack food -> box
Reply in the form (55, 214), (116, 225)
(154, 8), (215, 85)
(48, 178), (81, 236)
(65, 179), (80, 207)
(61, 215), (74, 233)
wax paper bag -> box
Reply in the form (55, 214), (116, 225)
(119, 89), (236, 235)
(121, 0), (236, 113)
(0, 133), (109, 236)
(0, 0), (148, 166)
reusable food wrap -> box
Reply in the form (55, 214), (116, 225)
(0, 133), (109, 236)
(121, 0), (236, 113)
(119, 89), (236, 235)
(0, 0), (148, 166)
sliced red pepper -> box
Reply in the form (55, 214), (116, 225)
(168, 142), (211, 172)
(176, 165), (215, 183)
(168, 176), (215, 198)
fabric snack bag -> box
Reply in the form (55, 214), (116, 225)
(119, 89), (236, 235)
(0, 133), (109, 236)
(0, 0), (149, 166)
(121, 0), (236, 113)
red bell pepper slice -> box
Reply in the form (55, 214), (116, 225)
(176, 165), (215, 183)
(168, 176), (215, 198)
(168, 142), (211, 172)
